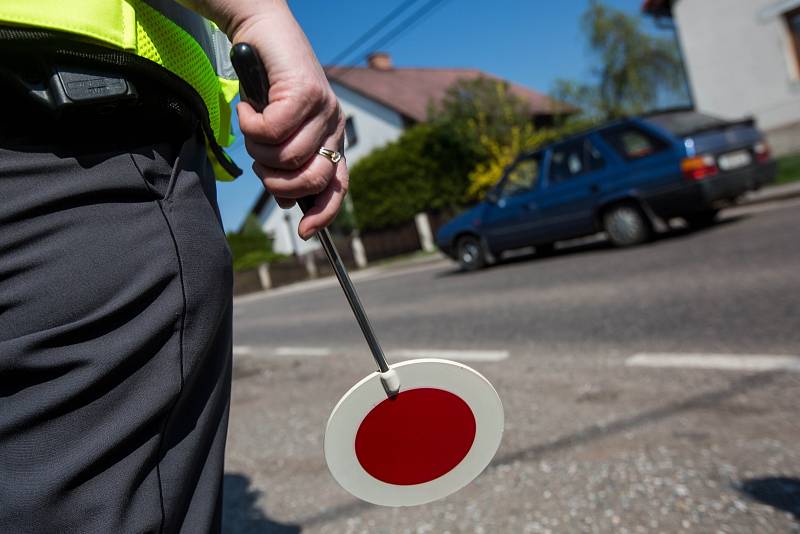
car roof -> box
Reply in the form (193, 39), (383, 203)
(517, 118), (630, 159)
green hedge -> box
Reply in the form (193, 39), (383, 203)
(226, 215), (286, 272)
(776, 153), (800, 184)
(349, 121), (483, 231)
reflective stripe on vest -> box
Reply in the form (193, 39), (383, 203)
(0, 0), (241, 180)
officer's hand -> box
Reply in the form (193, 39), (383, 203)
(230, 5), (348, 240)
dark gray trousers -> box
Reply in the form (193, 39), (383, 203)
(0, 124), (234, 533)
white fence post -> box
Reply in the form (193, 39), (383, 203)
(257, 263), (272, 290)
(414, 212), (436, 253)
(351, 235), (368, 268)
(303, 253), (318, 279)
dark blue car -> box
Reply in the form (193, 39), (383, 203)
(436, 109), (778, 270)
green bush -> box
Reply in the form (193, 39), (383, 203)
(226, 215), (286, 272)
(349, 121), (483, 231)
(776, 153), (800, 184)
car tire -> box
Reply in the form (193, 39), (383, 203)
(684, 209), (719, 228)
(456, 235), (486, 271)
(603, 204), (651, 247)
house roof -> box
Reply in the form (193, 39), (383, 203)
(642, 0), (673, 16)
(325, 65), (570, 123)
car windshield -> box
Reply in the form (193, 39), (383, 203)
(501, 154), (541, 197)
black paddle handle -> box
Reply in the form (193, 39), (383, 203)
(230, 43), (314, 213)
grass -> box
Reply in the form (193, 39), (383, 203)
(776, 153), (800, 185)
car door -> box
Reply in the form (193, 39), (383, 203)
(595, 122), (680, 199)
(481, 153), (543, 252)
(532, 138), (608, 241)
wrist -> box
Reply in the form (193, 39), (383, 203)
(225, 0), (293, 42)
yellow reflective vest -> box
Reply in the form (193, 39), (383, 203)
(0, 0), (241, 180)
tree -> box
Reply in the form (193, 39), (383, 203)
(552, 0), (686, 120)
(349, 120), (482, 231)
(430, 77), (534, 151)
(226, 215), (284, 272)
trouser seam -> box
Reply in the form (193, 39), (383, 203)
(152, 198), (188, 534)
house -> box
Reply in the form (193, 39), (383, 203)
(643, 0), (800, 156)
(250, 52), (568, 256)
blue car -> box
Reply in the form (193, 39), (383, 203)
(436, 109), (778, 270)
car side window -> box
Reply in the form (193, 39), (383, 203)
(501, 155), (541, 197)
(601, 126), (669, 160)
(584, 140), (605, 172)
(549, 142), (585, 182)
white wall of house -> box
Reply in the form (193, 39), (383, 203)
(255, 200), (315, 257)
(331, 81), (407, 164)
(674, 0), (800, 154)
(256, 80), (407, 255)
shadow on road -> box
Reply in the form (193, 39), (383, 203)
(737, 477), (800, 520)
(223, 473), (301, 534)
(437, 215), (750, 277)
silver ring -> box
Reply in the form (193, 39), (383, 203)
(317, 147), (343, 164)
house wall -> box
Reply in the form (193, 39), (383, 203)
(331, 81), (407, 165)
(255, 200), (317, 256)
(674, 0), (800, 154)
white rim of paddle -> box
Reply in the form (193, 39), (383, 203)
(324, 358), (504, 507)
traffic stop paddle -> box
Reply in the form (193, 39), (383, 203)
(231, 43), (504, 507)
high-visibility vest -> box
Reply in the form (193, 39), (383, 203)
(0, 0), (242, 180)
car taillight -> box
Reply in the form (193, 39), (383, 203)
(754, 142), (771, 163)
(681, 155), (718, 181)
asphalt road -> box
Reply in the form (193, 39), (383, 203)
(225, 198), (800, 534)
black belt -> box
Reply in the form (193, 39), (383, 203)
(0, 26), (241, 177)
(0, 31), (196, 151)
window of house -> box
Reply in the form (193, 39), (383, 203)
(786, 7), (800, 77)
(501, 154), (541, 197)
(601, 126), (669, 161)
(344, 116), (358, 149)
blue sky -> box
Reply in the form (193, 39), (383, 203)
(217, 0), (673, 231)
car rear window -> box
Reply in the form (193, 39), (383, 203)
(645, 111), (729, 137)
(601, 126), (669, 161)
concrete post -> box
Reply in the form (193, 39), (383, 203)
(303, 252), (318, 279)
(415, 212), (436, 253)
(257, 263), (272, 290)
(351, 235), (368, 269)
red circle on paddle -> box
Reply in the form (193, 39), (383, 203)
(354, 388), (476, 485)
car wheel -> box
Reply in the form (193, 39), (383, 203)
(603, 204), (651, 247)
(684, 210), (719, 228)
(456, 235), (486, 271)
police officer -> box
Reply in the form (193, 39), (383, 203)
(0, 1), (347, 531)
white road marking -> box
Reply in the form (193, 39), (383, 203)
(389, 349), (510, 362)
(626, 353), (800, 372)
(274, 346), (332, 357)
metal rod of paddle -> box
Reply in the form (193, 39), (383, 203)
(230, 43), (399, 395)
